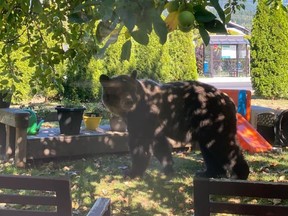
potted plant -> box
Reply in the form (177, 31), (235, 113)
(83, 102), (105, 130)
(55, 98), (86, 135)
(0, 90), (12, 109)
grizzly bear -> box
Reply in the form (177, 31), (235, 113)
(100, 71), (249, 180)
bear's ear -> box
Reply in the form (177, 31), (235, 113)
(131, 70), (137, 80)
(99, 74), (110, 83)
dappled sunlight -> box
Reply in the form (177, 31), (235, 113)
(43, 148), (56, 156)
(0, 150), (288, 214)
(26, 126), (129, 159)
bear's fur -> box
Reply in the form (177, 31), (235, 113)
(100, 71), (249, 179)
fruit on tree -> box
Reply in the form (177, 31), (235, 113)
(178, 10), (195, 30)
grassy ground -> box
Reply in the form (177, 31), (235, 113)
(1, 149), (288, 216)
(251, 97), (288, 110)
(3, 98), (288, 215)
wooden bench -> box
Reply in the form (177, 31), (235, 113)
(0, 174), (111, 216)
(0, 108), (29, 167)
(0, 108), (129, 167)
(193, 177), (288, 216)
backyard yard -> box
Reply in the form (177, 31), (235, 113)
(1, 98), (288, 215)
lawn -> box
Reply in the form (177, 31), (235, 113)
(1, 148), (288, 216)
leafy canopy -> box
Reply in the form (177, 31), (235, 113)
(0, 0), (265, 95)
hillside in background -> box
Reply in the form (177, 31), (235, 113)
(220, 0), (257, 30)
(221, 0), (288, 30)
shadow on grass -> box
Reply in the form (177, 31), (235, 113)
(6, 150), (288, 215)
(10, 151), (203, 216)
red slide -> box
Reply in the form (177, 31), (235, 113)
(237, 113), (272, 153)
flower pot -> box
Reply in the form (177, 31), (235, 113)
(83, 113), (102, 130)
(0, 92), (12, 108)
(55, 106), (86, 135)
(110, 115), (127, 132)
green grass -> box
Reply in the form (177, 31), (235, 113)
(1, 149), (288, 215)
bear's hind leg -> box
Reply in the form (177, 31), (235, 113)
(198, 143), (228, 178)
(153, 136), (174, 176)
(231, 152), (250, 180)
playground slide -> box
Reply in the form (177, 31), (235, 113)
(237, 113), (272, 153)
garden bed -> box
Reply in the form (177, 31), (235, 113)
(26, 125), (191, 161)
(27, 125), (129, 160)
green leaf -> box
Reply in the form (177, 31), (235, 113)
(0, 79), (9, 85)
(131, 30), (149, 45)
(116, 3), (138, 31)
(194, 5), (217, 23)
(121, 40), (132, 61)
(204, 19), (227, 34)
(152, 14), (168, 45)
(210, 0), (225, 23)
(68, 13), (86, 23)
(136, 4), (156, 35)
(225, 12), (231, 24)
(32, 0), (43, 13)
(198, 26), (210, 46)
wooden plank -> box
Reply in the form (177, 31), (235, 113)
(0, 123), (6, 158)
(193, 176), (210, 216)
(6, 126), (15, 160)
(205, 178), (288, 199)
(0, 194), (58, 205)
(15, 127), (27, 167)
(0, 108), (29, 128)
(26, 127), (191, 160)
(211, 202), (288, 216)
(87, 198), (111, 216)
(0, 175), (69, 190)
(0, 209), (58, 216)
(27, 131), (129, 159)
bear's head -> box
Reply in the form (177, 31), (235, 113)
(100, 71), (142, 116)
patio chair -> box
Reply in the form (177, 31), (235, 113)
(193, 177), (288, 216)
(0, 174), (110, 216)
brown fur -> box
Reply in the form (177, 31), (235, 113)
(100, 71), (249, 179)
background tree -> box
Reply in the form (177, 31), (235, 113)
(0, 0), (256, 102)
(251, 0), (288, 98)
(157, 31), (197, 82)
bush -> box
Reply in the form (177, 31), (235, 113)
(157, 30), (198, 82)
(251, 0), (288, 98)
(102, 29), (198, 83)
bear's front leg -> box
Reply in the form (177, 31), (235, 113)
(125, 136), (152, 178)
